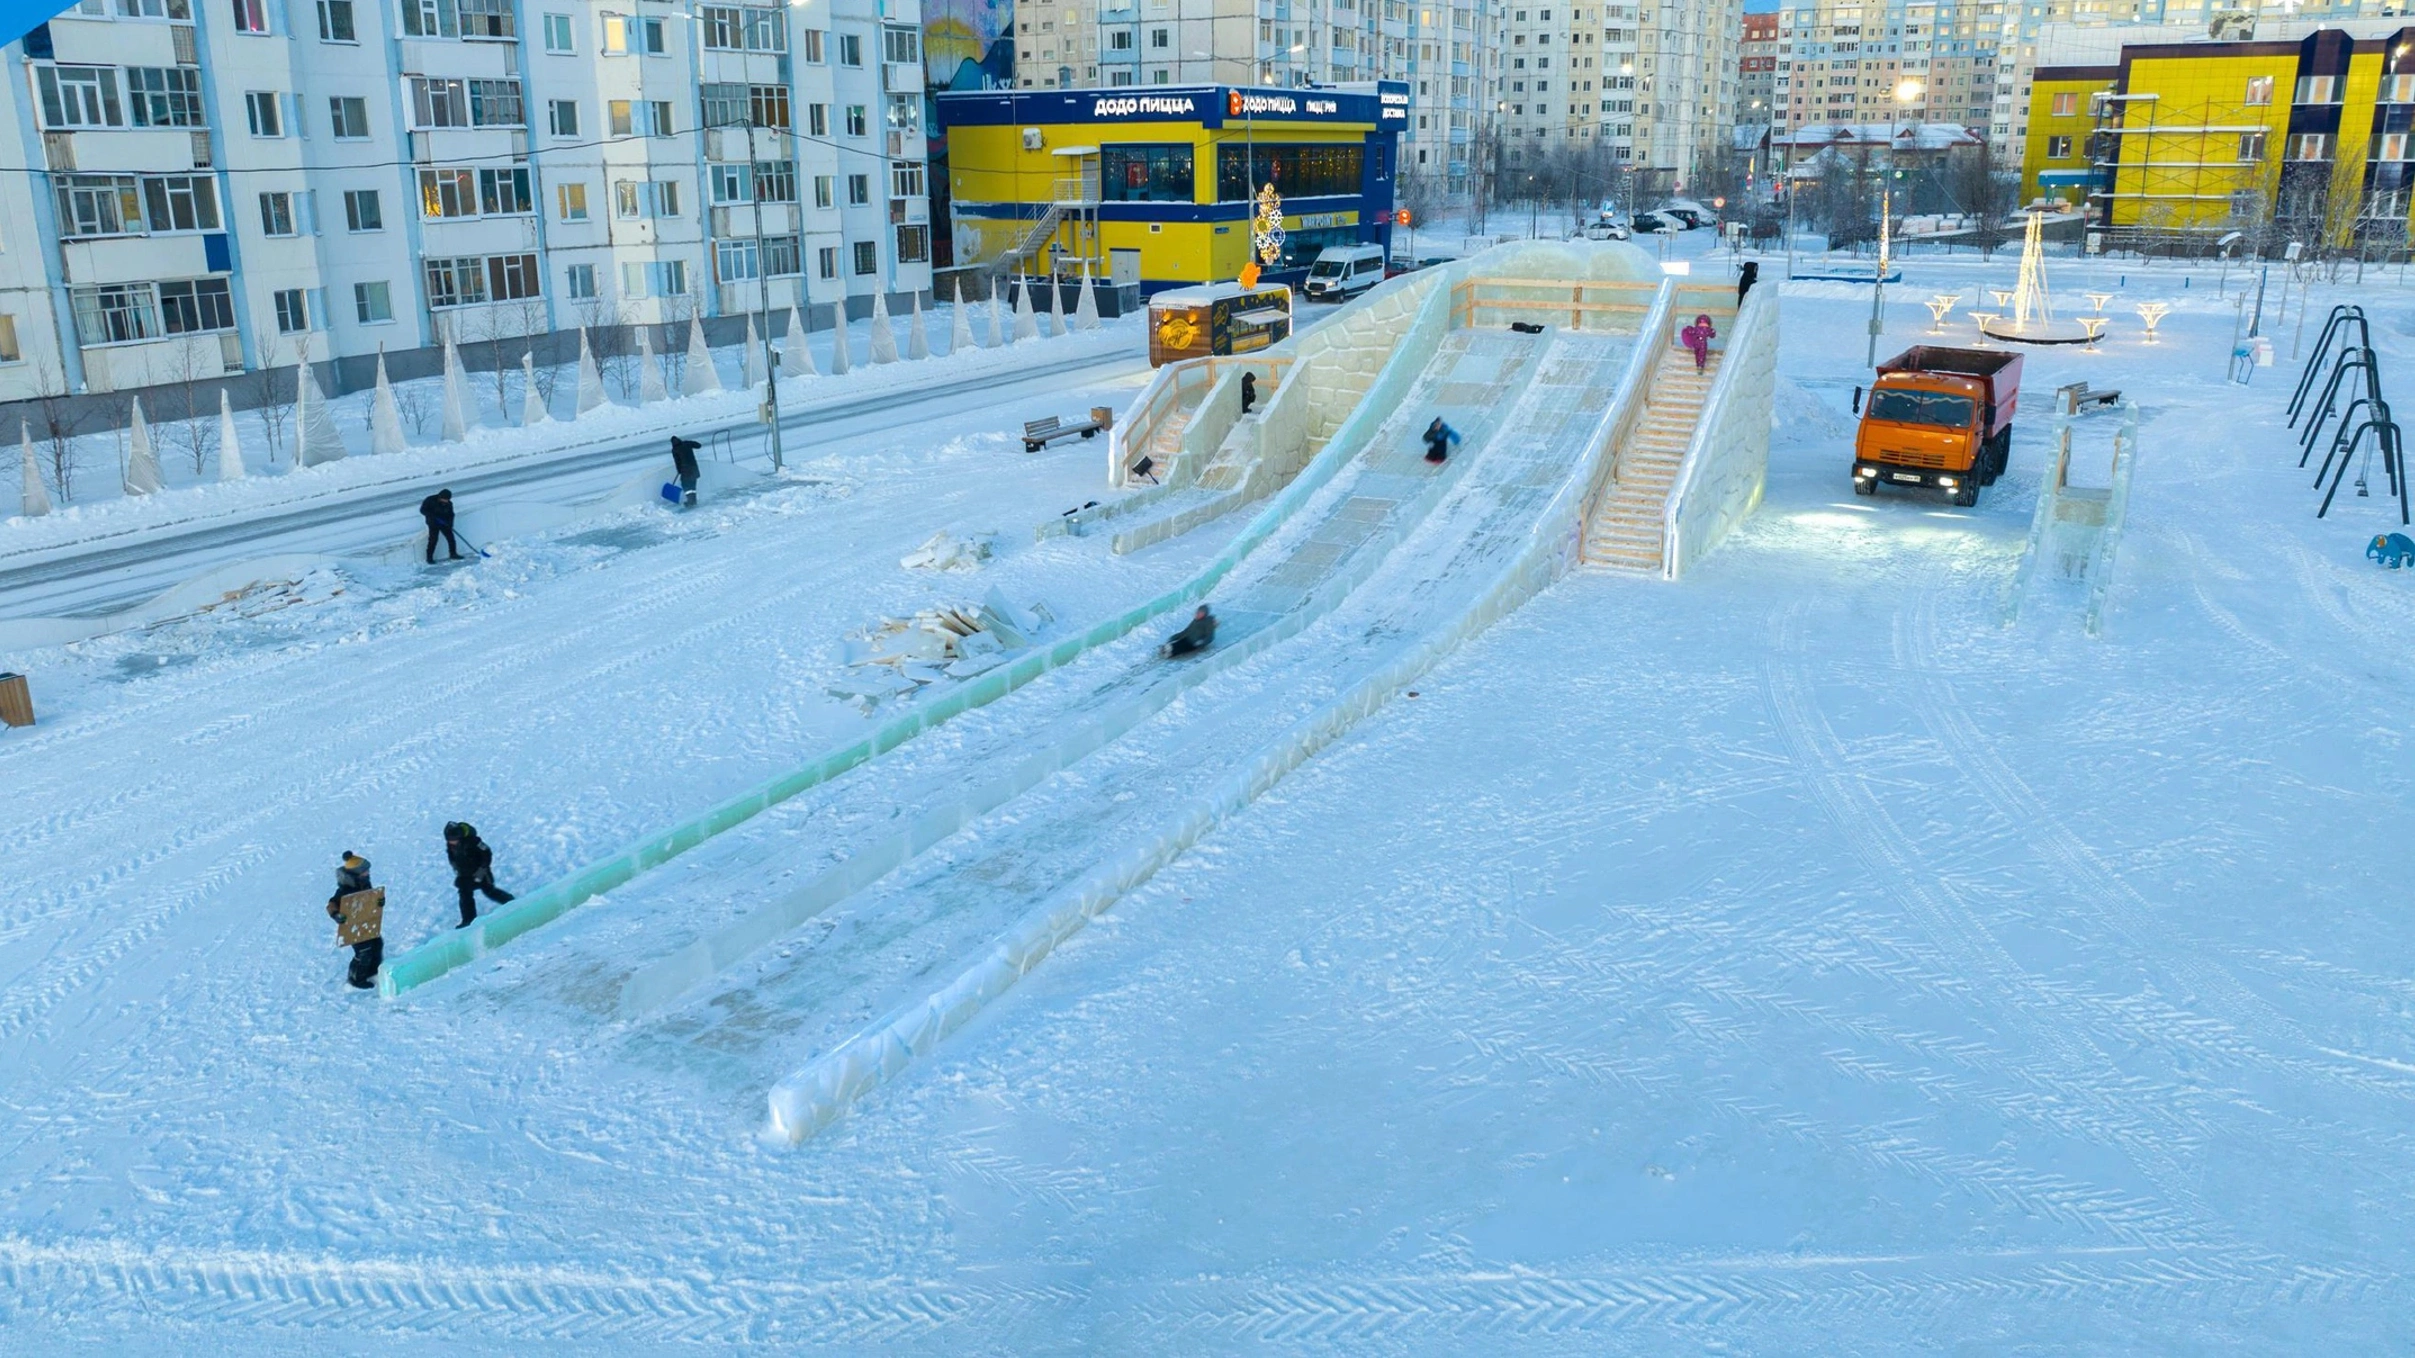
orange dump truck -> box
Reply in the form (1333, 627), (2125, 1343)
(1851, 346), (2022, 507)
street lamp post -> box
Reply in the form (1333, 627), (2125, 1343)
(740, 118), (788, 471)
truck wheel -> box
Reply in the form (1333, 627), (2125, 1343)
(1853, 477), (1876, 496)
(1952, 481), (1979, 508)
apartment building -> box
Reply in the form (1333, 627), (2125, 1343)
(1740, 10), (1776, 125)
(1, 0), (931, 404)
(1488, 0), (1738, 191)
(1775, 0), (2000, 136)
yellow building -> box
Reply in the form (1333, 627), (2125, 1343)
(935, 85), (1408, 292)
(2024, 29), (2415, 247)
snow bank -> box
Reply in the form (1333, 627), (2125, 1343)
(0, 553), (343, 649)
(763, 291), (1674, 1145)
(1665, 283), (1779, 579)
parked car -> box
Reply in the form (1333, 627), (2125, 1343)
(1629, 210), (1685, 234)
(1583, 215), (1633, 241)
(1658, 199), (1716, 228)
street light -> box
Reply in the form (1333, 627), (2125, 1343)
(742, 115), (787, 471)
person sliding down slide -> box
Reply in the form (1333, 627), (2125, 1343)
(1160, 605), (1216, 659)
(1422, 418), (1460, 465)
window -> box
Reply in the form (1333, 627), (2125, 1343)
(549, 99), (579, 136)
(883, 25), (917, 61)
(601, 12), (627, 52)
(488, 252), (540, 300)
(458, 0), (513, 39)
(660, 258), (686, 293)
(558, 181), (588, 220)
(609, 99), (633, 135)
(1215, 143), (1364, 200)
(231, 0), (268, 31)
(0, 316), (19, 363)
(419, 168), (475, 216)
(853, 240), (878, 274)
(1150, 26), (1168, 46)
(478, 166), (532, 214)
(56, 176), (140, 238)
(330, 96), (369, 138)
(469, 79), (524, 127)
(752, 85), (791, 129)
(160, 279), (236, 333)
(259, 190), (296, 234)
(702, 83), (747, 128)
(354, 279), (392, 323)
(890, 161), (925, 199)
(399, 0), (452, 36)
(38, 67), (124, 128)
(764, 234), (800, 275)
(1101, 144), (1191, 202)
(565, 262), (597, 299)
(2237, 130), (2266, 163)
(813, 174), (834, 208)
(317, 0), (354, 39)
(641, 15), (665, 51)
(114, 0), (194, 16)
(702, 5), (741, 47)
(847, 172), (870, 205)
(2289, 131), (2332, 160)
(840, 31), (862, 64)
(800, 28), (823, 61)
(2045, 134), (2071, 158)
(143, 175), (220, 231)
(2376, 132), (2410, 163)
(127, 67), (207, 127)
(543, 11), (573, 50)
(817, 245), (838, 278)
(712, 163), (751, 202)
(895, 223), (928, 262)
(344, 187), (382, 230)
(613, 179), (681, 217)
(755, 160), (796, 202)
(845, 104), (867, 136)
(2049, 90), (2075, 116)
(2293, 74), (2338, 105)
(1109, 29), (1131, 49)
(743, 6), (783, 50)
(807, 103), (828, 137)
(648, 101), (674, 135)
(425, 256), (487, 307)
(885, 93), (920, 135)
(412, 78), (467, 128)
(716, 237), (759, 282)
(272, 287), (309, 333)
(71, 283), (159, 345)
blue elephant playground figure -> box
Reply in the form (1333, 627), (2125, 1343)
(2369, 533), (2415, 568)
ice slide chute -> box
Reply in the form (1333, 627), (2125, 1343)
(379, 243), (1647, 997)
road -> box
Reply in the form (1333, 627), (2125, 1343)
(0, 348), (1146, 620)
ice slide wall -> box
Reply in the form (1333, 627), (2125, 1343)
(1663, 280), (1778, 581)
(378, 241), (1653, 998)
(764, 271), (1681, 1144)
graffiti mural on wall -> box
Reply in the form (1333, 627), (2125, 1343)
(926, 0), (1013, 90)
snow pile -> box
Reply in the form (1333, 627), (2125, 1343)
(834, 589), (1055, 705)
(897, 530), (995, 573)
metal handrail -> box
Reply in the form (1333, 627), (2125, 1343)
(2298, 350), (2379, 466)
(2288, 305), (2368, 425)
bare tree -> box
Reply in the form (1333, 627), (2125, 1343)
(658, 292), (696, 392)
(1943, 140), (2017, 260)
(29, 358), (84, 503)
(516, 298), (563, 408)
(252, 333), (291, 465)
(161, 339), (220, 474)
(580, 295), (638, 401)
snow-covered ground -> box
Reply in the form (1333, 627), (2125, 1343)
(5, 229), (2415, 1351)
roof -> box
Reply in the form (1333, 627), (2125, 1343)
(1775, 122), (1982, 151)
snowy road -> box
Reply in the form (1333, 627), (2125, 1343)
(6, 241), (2415, 1351)
(0, 348), (1143, 619)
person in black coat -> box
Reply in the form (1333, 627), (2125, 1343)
(444, 822), (516, 929)
(420, 489), (461, 563)
(1422, 418), (1460, 464)
(326, 851), (382, 989)
(669, 436), (702, 508)
(1737, 260), (1759, 305)
(1162, 604), (1216, 657)
(1240, 370), (1258, 416)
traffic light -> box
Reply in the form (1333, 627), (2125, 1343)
(1394, 208), (1413, 226)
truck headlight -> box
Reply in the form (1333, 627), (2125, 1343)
(1937, 477), (1958, 489)
(1854, 465), (1876, 478)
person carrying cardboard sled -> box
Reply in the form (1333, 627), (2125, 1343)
(326, 852), (385, 991)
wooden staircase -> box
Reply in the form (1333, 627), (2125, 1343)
(1583, 346), (1721, 572)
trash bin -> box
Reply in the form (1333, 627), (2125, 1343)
(0, 672), (32, 728)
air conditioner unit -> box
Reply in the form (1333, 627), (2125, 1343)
(1022, 127), (1044, 150)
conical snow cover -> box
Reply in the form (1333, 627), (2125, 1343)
(829, 307), (853, 375)
(950, 278), (975, 354)
(638, 326), (667, 403)
(868, 291), (900, 364)
(987, 282), (1006, 348)
(574, 328), (608, 416)
(742, 313), (765, 388)
(679, 315), (719, 396)
(521, 353), (549, 425)
(439, 336), (471, 441)
(1012, 279), (1038, 342)
(123, 395), (164, 494)
(1042, 276), (1065, 338)
(907, 293), (930, 361)
(19, 422), (50, 516)
(369, 348), (406, 455)
(1075, 268), (1100, 330)
(782, 305), (816, 377)
(216, 389), (246, 480)
(296, 356), (347, 465)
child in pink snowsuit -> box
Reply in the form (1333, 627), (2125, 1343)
(1680, 314), (1716, 372)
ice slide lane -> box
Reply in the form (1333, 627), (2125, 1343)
(741, 329), (1642, 1138)
(0, 348), (1142, 620)
(446, 326), (1563, 1025)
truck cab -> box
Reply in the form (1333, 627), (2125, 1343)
(1853, 346), (2022, 507)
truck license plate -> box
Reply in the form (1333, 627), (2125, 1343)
(1891, 472), (1923, 483)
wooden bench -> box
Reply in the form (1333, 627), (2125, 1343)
(1022, 406), (1114, 453)
(2057, 380), (2121, 414)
